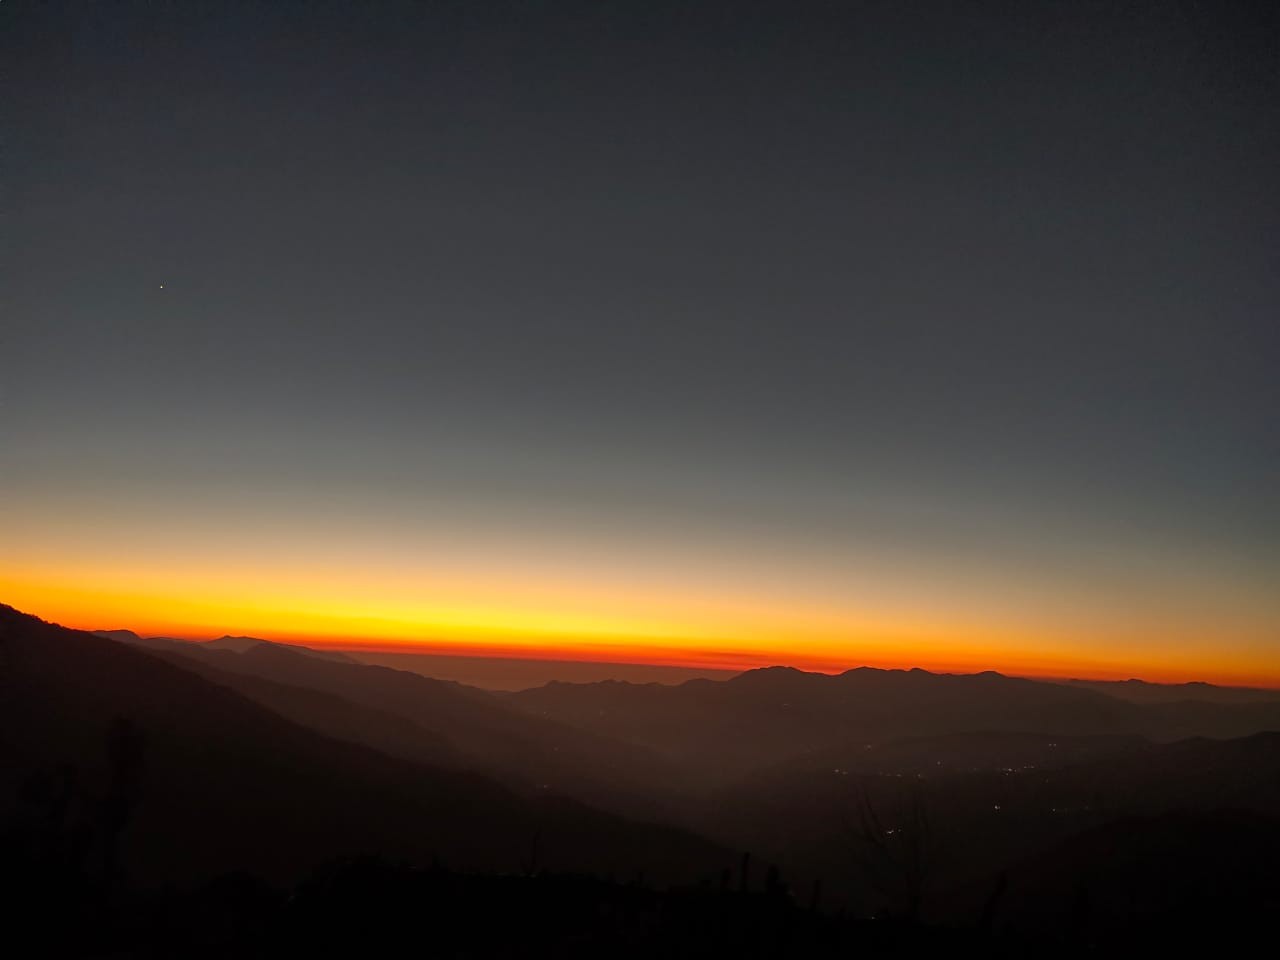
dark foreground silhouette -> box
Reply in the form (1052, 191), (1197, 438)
(5, 850), (978, 959)
(7, 844), (1277, 959)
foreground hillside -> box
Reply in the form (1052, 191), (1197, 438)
(685, 730), (1280, 916)
(120, 632), (683, 818)
(0, 604), (729, 889)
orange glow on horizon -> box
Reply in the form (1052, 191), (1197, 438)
(6, 480), (1280, 695)
(5, 565), (1278, 690)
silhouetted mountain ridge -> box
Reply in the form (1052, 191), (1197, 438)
(97, 629), (360, 664)
(105, 623), (685, 816)
(2, 604), (730, 890)
(1060, 676), (1280, 704)
(510, 664), (1280, 786)
(10, 602), (1280, 952)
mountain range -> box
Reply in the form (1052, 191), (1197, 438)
(4, 601), (1279, 949)
(2, 605), (725, 889)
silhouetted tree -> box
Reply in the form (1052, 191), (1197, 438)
(521, 828), (542, 876)
(100, 716), (145, 890)
(843, 786), (933, 922)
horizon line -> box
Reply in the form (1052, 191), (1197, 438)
(81, 619), (1280, 692)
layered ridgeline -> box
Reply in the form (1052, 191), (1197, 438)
(94, 629), (685, 818)
(499, 664), (1280, 919)
(7, 602), (1280, 937)
(506, 664), (1280, 783)
(0, 605), (728, 890)
(95, 629), (1280, 795)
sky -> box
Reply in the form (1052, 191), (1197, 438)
(4, 1), (1278, 686)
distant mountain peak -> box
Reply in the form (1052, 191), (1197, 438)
(93, 628), (142, 642)
(201, 635), (273, 654)
(202, 635), (359, 664)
